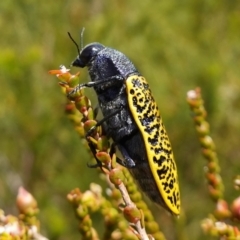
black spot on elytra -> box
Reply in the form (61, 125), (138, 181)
(162, 182), (167, 189)
(167, 195), (173, 205)
(157, 165), (169, 180)
(144, 125), (153, 134)
(132, 78), (142, 88)
(140, 118), (151, 127)
(132, 96), (137, 105)
(166, 173), (171, 181)
(150, 133), (158, 145)
(143, 82), (149, 90)
(153, 155), (166, 166)
(137, 105), (145, 113)
(143, 113), (155, 124)
(169, 180), (174, 189)
(148, 136), (158, 146)
(154, 147), (162, 154)
(130, 89), (135, 95)
(173, 191), (177, 206)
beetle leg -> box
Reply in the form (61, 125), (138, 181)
(109, 143), (116, 157)
(116, 144), (136, 168)
(109, 143), (136, 168)
(85, 108), (122, 167)
(67, 75), (125, 100)
(85, 107), (123, 138)
(86, 141), (103, 168)
(93, 105), (99, 119)
(85, 105), (137, 170)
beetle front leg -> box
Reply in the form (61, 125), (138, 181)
(67, 75), (125, 100)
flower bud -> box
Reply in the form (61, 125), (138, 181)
(231, 197), (240, 220)
(16, 187), (38, 215)
(214, 200), (231, 219)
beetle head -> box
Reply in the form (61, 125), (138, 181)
(72, 43), (105, 67)
(68, 31), (104, 68)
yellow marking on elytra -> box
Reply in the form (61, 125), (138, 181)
(126, 75), (180, 215)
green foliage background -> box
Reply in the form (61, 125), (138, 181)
(0, 0), (240, 239)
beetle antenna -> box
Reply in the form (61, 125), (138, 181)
(80, 27), (85, 50)
(68, 32), (80, 54)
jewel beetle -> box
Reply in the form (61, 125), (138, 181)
(68, 32), (180, 215)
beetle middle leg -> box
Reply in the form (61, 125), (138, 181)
(87, 141), (103, 168)
(85, 107), (122, 168)
(116, 144), (136, 168)
(85, 106), (136, 169)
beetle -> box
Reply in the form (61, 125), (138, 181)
(67, 32), (180, 215)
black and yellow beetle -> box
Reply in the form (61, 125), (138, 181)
(68, 33), (180, 216)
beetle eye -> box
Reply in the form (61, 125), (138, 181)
(80, 47), (93, 65)
(72, 43), (104, 68)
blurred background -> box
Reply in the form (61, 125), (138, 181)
(0, 0), (240, 239)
